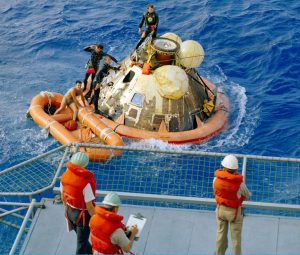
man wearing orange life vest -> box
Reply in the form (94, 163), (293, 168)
(60, 152), (96, 254)
(89, 192), (138, 255)
(213, 154), (251, 255)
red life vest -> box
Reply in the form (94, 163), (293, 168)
(90, 206), (125, 254)
(61, 162), (96, 210)
(214, 168), (244, 208)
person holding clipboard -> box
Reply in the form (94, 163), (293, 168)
(89, 192), (138, 254)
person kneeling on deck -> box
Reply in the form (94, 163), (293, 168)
(213, 155), (251, 255)
(61, 152), (96, 254)
(54, 80), (86, 121)
(90, 192), (138, 255)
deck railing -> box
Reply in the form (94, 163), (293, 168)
(1, 142), (300, 253)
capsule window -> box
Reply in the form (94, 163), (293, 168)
(128, 108), (138, 119)
(123, 70), (135, 83)
(131, 93), (144, 107)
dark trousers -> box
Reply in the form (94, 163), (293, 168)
(66, 206), (92, 255)
(135, 29), (157, 49)
(91, 88), (100, 110)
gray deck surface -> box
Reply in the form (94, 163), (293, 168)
(21, 201), (300, 254)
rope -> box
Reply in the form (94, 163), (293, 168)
(29, 105), (42, 110)
(78, 108), (85, 114)
(78, 127), (93, 143)
(79, 109), (115, 142)
(39, 91), (54, 99)
(102, 130), (115, 142)
(43, 121), (56, 130)
(27, 105), (42, 118)
(99, 127), (113, 141)
(40, 91), (54, 114)
(79, 109), (93, 125)
(41, 120), (56, 136)
(113, 123), (122, 132)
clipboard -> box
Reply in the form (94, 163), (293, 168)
(126, 213), (147, 238)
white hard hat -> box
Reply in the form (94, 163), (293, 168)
(221, 155), (238, 170)
(70, 152), (89, 168)
(103, 192), (121, 207)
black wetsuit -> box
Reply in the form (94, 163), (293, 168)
(91, 63), (120, 113)
(83, 47), (118, 94)
(135, 11), (159, 49)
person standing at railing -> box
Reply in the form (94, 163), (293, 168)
(89, 192), (139, 255)
(60, 152), (96, 254)
(213, 154), (251, 255)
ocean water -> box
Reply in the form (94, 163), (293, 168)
(0, 0), (299, 253)
(1, 0), (299, 170)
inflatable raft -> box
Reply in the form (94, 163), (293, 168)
(29, 32), (229, 148)
(28, 92), (124, 161)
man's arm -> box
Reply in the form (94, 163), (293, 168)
(85, 201), (95, 216)
(83, 183), (96, 216)
(80, 90), (86, 107)
(104, 53), (118, 64)
(60, 182), (66, 205)
(94, 83), (102, 91)
(71, 89), (83, 108)
(154, 13), (159, 30)
(138, 14), (145, 29)
(111, 225), (138, 253)
(107, 64), (121, 71)
(83, 46), (93, 52)
(122, 225), (138, 252)
(239, 182), (251, 200)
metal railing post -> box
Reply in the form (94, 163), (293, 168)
(242, 156), (247, 181)
(9, 199), (36, 255)
(75, 143), (79, 153)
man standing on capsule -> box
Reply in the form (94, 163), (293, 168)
(135, 4), (159, 49)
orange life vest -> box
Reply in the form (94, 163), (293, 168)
(90, 206), (125, 254)
(214, 168), (244, 208)
(61, 162), (96, 210)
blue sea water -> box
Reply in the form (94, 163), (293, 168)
(0, 1), (299, 253)
(1, 0), (299, 170)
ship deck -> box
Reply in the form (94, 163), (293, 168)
(21, 201), (300, 254)
(2, 144), (300, 254)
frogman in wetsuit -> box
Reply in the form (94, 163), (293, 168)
(83, 44), (118, 99)
(135, 4), (159, 49)
(89, 56), (120, 115)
